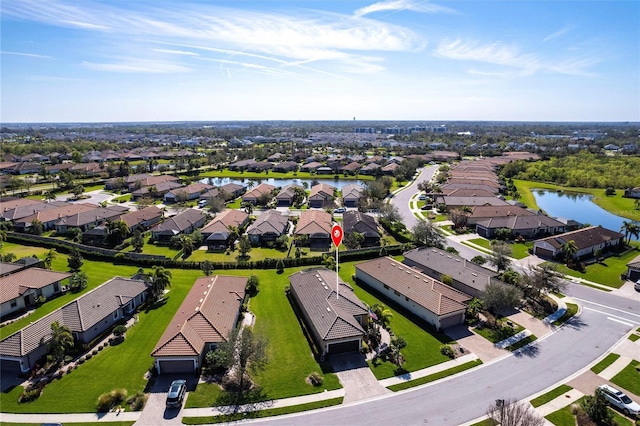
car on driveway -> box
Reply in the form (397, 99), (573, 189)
(166, 379), (187, 408)
(333, 207), (346, 213)
(598, 384), (640, 416)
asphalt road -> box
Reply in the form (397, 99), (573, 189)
(257, 307), (636, 426)
(390, 165), (439, 230)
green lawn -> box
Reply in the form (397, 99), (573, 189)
(552, 303), (579, 326)
(186, 247), (290, 262)
(610, 359), (640, 396)
(530, 384), (573, 407)
(591, 353), (621, 374)
(474, 319), (525, 344)
(124, 242), (178, 258)
(387, 359), (482, 391)
(629, 334), (640, 342)
(513, 179), (640, 222)
(336, 264), (455, 380)
(549, 247), (639, 289)
(545, 403), (577, 426)
(182, 397), (344, 424)
(510, 242), (532, 259)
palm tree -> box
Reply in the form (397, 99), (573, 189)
(629, 222), (640, 243)
(561, 240), (578, 264)
(105, 219), (130, 247)
(621, 221), (633, 243)
(150, 266), (172, 300)
(43, 248), (57, 269)
(241, 201), (254, 215)
(48, 321), (74, 364)
(372, 303), (393, 329)
(176, 234), (194, 258)
(44, 191), (56, 203)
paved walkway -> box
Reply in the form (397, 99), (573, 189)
(331, 354), (390, 404)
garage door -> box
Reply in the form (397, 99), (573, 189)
(440, 314), (462, 330)
(328, 340), (359, 354)
(158, 360), (195, 374)
(534, 247), (554, 259)
(0, 359), (22, 373)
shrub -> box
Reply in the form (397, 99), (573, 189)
(127, 391), (148, 411)
(92, 349), (98, 355)
(440, 344), (455, 359)
(113, 325), (127, 337)
(96, 388), (128, 412)
(86, 354), (92, 360)
(307, 372), (323, 386)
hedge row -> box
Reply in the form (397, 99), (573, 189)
(7, 232), (408, 270)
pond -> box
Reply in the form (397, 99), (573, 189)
(198, 177), (368, 191)
(532, 190), (637, 240)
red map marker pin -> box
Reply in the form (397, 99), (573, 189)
(331, 224), (343, 247)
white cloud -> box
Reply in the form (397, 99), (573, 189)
(434, 39), (597, 77)
(1, 51), (53, 59)
(153, 49), (200, 56)
(3, 0), (425, 78)
(354, 0), (457, 17)
(542, 26), (572, 43)
(82, 60), (191, 73)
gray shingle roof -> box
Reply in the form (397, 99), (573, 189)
(246, 210), (288, 236)
(289, 269), (366, 341)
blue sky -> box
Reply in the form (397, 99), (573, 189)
(1, 0), (638, 123)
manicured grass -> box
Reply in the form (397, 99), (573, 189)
(628, 334), (640, 342)
(125, 242), (178, 257)
(513, 179), (640, 222)
(545, 403), (578, 426)
(337, 263), (454, 380)
(433, 214), (448, 222)
(0, 249), (141, 339)
(553, 303), (579, 326)
(387, 359), (483, 391)
(610, 359), (640, 396)
(474, 320), (525, 344)
(186, 247), (290, 262)
(0, 268), (204, 413)
(182, 397), (344, 424)
(468, 238), (491, 250)
(530, 384), (573, 407)
(469, 419), (496, 426)
(610, 408), (635, 425)
(510, 242), (532, 259)
(186, 266), (341, 406)
(111, 194), (131, 203)
(549, 248), (640, 289)
(591, 353), (621, 374)
(507, 334), (537, 351)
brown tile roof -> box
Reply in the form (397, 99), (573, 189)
(243, 183), (276, 199)
(201, 209), (249, 235)
(0, 277), (148, 357)
(535, 225), (624, 250)
(295, 210), (332, 236)
(0, 268), (71, 305)
(118, 206), (163, 228)
(289, 269), (366, 341)
(469, 205), (536, 219)
(166, 182), (213, 197)
(152, 275), (246, 357)
(18, 203), (98, 225)
(0, 197), (44, 212)
(246, 210), (288, 236)
(309, 183), (335, 198)
(151, 209), (206, 233)
(55, 206), (129, 227)
(355, 257), (470, 315)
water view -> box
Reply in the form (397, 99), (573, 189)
(532, 190), (637, 240)
(198, 176), (368, 191)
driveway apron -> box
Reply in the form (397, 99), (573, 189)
(330, 353), (391, 404)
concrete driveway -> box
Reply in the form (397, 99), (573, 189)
(330, 353), (391, 404)
(135, 374), (196, 426)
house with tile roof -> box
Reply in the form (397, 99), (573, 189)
(355, 257), (470, 331)
(308, 183), (335, 208)
(118, 205), (164, 232)
(475, 214), (566, 240)
(200, 209), (249, 251)
(131, 180), (184, 201)
(341, 183), (365, 208)
(246, 210), (288, 246)
(342, 211), (380, 247)
(163, 183), (214, 204)
(288, 269), (367, 355)
(0, 277), (148, 372)
(242, 183), (276, 205)
(0, 267), (72, 318)
(151, 275), (246, 374)
(54, 205), (129, 233)
(14, 203), (99, 232)
(294, 210), (332, 251)
(275, 184), (305, 207)
(403, 247), (506, 299)
(626, 253), (640, 281)
(532, 225), (625, 260)
(151, 209), (207, 242)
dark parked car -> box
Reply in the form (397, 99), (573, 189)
(166, 379), (187, 408)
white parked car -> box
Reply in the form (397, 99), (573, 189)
(598, 384), (640, 417)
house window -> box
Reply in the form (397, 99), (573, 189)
(113, 311), (119, 320)
(383, 284), (389, 290)
(394, 290), (401, 296)
(10, 300), (17, 308)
